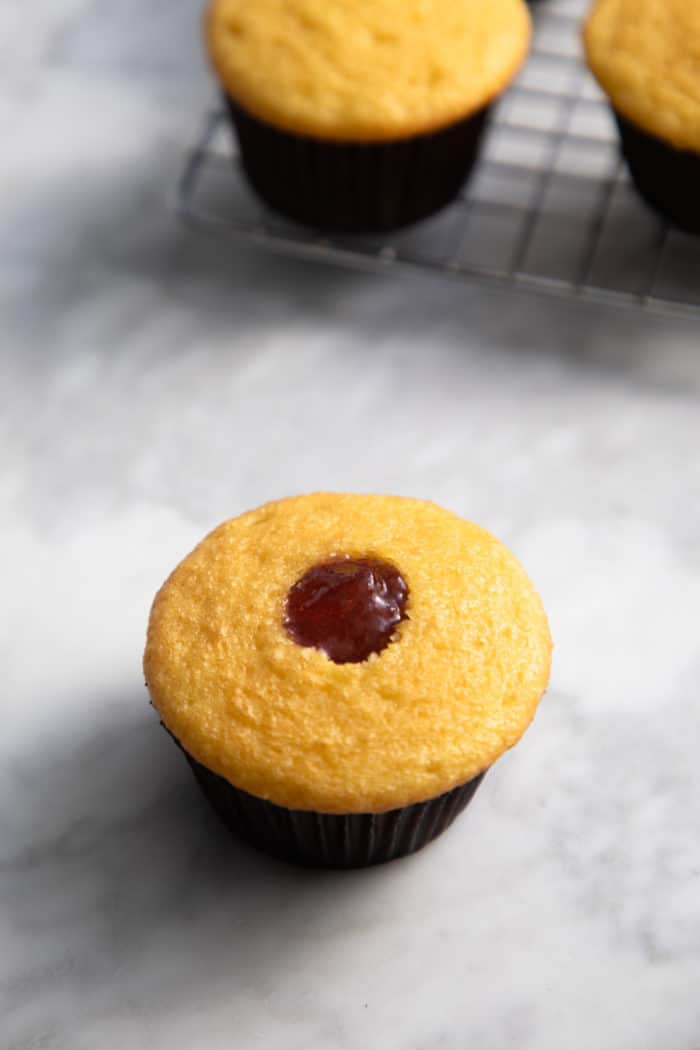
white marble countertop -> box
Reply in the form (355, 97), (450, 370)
(3, 2), (700, 1048)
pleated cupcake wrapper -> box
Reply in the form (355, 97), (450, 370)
(614, 110), (700, 234)
(186, 751), (485, 869)
(226, 95), (491, 233)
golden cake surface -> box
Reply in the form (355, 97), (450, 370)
(584, 0), (700, 151)
(206, 0), (531, 141)
(145, 493), (552, 813)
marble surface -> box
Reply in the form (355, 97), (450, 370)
(3, 2), (700, 1048)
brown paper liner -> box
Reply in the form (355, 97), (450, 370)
(185, 751), (485, 868)
(614, 111), (700, 234)
(225, 95), (491, 232)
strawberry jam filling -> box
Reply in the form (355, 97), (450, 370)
(285, 556), (408, 664)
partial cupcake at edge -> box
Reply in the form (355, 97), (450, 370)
(205, 0), (531, 231)
(584, 0), (700, 233)
(144, 493), (552, 868)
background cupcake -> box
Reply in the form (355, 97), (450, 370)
(584, 0), (700, 233)
(206, 0), (531, 231)
(144, 493), (552, 868)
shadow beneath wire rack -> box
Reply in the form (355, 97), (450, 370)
(9, 133), (700, 395)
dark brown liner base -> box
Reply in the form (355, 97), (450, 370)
(226, 95), (491, 233)
(186, 751), (485, 869)
(614, 111), (700, 234)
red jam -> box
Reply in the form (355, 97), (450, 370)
(284, 556), (409, 664)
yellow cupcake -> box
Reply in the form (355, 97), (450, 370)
(145, 492), (551, 847)
(584, 0), (700, 232)
(204, 0), (531, 230)
(584, 0), (700, 152)
(207, 0), (531, 142)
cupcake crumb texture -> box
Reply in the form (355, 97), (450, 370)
(144, 493), (552, 814)
(584, 0), (700, 152)
(206, 0), (531, 141)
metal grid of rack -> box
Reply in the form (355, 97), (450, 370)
(177, 0), (700, 319)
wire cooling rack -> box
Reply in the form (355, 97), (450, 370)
(177, 0), (700, 319)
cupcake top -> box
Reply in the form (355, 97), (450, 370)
(584, 0), (700, 152)
(144, 493), (552, 813)
(206, 0), (531, 141)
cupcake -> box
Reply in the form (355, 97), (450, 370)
(205, 0), (531, 231)
(584, 0), (700, 233)
(144, 494), (552, 868)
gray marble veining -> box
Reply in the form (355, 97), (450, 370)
(2, 1), (700, 1048)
